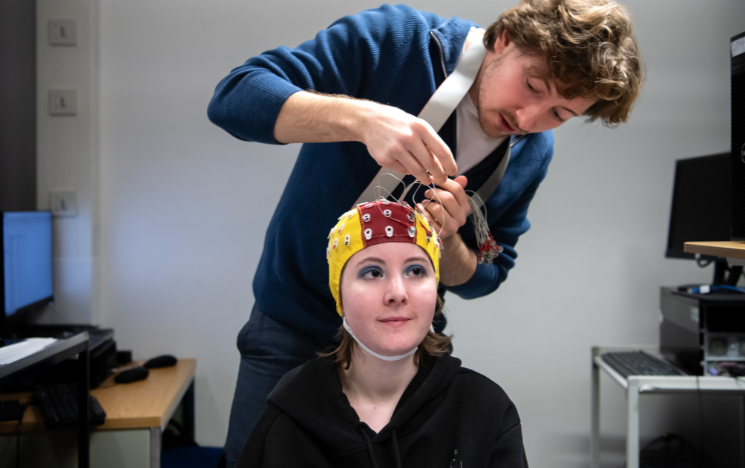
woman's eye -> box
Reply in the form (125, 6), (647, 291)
(406, 265), (427, 277)
(553, 109), (565, 122)
(526, 80), (537, 93)
(359, 266), (383, 279)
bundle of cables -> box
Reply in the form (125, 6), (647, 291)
(683, 284), (745, 294)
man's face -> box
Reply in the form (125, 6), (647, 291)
(470, 31), (598, 138)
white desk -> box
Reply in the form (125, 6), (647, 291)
(591, 345), (745, 468)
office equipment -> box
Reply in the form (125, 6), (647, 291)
(20, 325), (117, 389)
(144, 354), (177, 369)
(34, 382), (106, 428)
(0, 358), (196, 468)
(600, 350), (685, 378)
(114, 366), (149, 384)
(660, 286), (745, 376)
(0, 338), (56, 365)
(1, 211), (54, 337)
(0, 332), (90, 468)
(591, 346), (745, 468)
(732, 31), (745, 241)
(665, 154), (741, 286)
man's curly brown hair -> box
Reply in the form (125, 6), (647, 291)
(484, 0), (643, 126)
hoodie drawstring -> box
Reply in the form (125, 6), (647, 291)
(391, 428), (403, 468)
(360, 426), (403, 468)
(361, 429), (379, 468)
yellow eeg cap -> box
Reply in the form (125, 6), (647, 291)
(327, 200), (440, 316)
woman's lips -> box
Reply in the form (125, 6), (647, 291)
(379, 317), (411, 327)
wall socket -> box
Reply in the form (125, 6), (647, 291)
(49, 191), (78, 217)
(48, 19), (77, 46)
(49, 89), (78, 116)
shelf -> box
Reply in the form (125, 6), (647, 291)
(684, 241), (745, 260)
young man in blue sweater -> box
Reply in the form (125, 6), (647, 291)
(208, 1), (642, 465)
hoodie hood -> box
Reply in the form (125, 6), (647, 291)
(266, 355), (462, 464)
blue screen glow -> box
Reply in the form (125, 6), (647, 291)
(3, 212), (53, 316)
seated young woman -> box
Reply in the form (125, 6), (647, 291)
(237, 199), (528, 467)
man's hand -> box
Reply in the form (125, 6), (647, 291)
(418, 176), (471, 240)
(274, 92), (457, 185)
(357, 103), (456, 186)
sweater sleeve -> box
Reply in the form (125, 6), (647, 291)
(446, 133), (554, 299)
(489, 422), (529, 467)
(207, 5), (429, 144)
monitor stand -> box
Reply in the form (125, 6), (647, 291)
(712, 259), (743, 286)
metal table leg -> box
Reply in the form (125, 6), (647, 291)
(740, 394), (745, 468)
(77, 343), (90, 468)
(150, 426), (162, 468)
(183, 380), (195, 443)
(591, 347), (601, 468)
(626, 378), (640, 468)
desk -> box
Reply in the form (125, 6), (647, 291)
(0, 333), (90, 468)
(591, 346), (745, 468)
(0, 358), (195, 468)
(684, 241), (745, 264)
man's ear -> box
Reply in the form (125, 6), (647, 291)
(493, 29), (512, 55)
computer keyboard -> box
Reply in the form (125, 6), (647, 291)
(33, 382), (106, 428)
(601, 351), (686, 378)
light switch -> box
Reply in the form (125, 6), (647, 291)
(49, 191), (78, 217)
(49, 89), (78, 116)
(49, 19), (77, 46)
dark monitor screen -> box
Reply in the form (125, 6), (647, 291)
(665, 154), (731, 259)
(2, 211), (54, 318)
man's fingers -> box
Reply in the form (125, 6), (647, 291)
(420, 128), (457, 176)
(423, 202), (446, 231)
(380, 159), (408, 175)
(425, 188), (469, 226)
(397, 151), (432, 185)
(422, 202), (456, 239)
(409, 141), (447, 185)
(425, 179), (470, 216)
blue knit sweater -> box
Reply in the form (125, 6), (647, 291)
(208, 4), (554, 339)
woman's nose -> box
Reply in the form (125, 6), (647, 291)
(384, 276), (408, 305)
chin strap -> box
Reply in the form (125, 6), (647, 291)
(343, 318), (418, 362)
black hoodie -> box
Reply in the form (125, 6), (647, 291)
(238, 354), (528, 468)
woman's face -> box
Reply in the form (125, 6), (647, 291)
(340, 242), (438, 358)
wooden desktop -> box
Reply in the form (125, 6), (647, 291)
(684, 240), (745, 260)
(0, 358), (196, 468)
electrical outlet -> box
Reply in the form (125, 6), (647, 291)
(48, 19), (77, 46)
(49, 191), (78, 217)
(49, 90), (78, 116)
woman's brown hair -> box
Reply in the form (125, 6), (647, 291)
(322, 295), (451, 369)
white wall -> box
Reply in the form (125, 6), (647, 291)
(36, 0), (100, 326)
(36, 0), (745, 465)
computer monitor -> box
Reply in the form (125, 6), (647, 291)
(665, 153), (741, 286)
(665, 153), (731, 260)
(1, 211), (54, 336)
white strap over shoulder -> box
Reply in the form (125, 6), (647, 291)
(354, 29), (490, 207)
